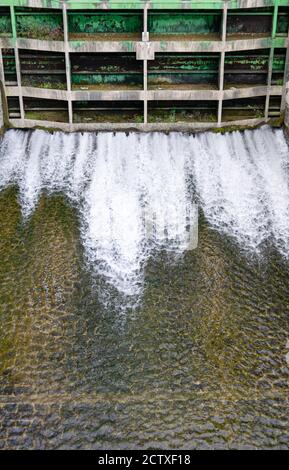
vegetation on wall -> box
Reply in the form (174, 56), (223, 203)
(16, 14), (63, 40)
(0, 5), (287, 127)
(22, 75), (66, 89)
(148, 101), (218, 123)
(68, 13), (142, 34)
(2, 50), (16, 83)
(0, 15), (12, 37)
(72, 73), (142, 88)
(148, 12), (221, 35)
(148, 54), (219, 87)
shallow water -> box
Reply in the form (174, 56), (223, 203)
(0, 129), (288, 449)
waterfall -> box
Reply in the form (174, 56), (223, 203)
(1, 126), (289, 297)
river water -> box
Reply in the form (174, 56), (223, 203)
(0, 127), (288, 449)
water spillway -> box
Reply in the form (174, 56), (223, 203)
(1, 127), (289, 450)
(1, 126), (289, 298)
(1, 0), (289, 451)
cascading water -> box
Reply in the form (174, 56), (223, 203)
(0, 126), (289, 299)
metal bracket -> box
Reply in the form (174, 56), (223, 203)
(136, 42), (155, 61)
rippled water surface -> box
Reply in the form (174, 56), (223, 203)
(0, 128), (288, 449)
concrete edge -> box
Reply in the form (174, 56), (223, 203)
(7, 117), (269, 134)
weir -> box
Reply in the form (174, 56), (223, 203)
(1, 126), (289, 298)
(0, 0), (289, 132)
(1, 6), (289, 450)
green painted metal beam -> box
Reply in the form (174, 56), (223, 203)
(9, 4), (17, 39)
(272, 0), (279, 38)
(0, 1), (288, 12)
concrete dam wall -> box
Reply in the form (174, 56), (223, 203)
(0, 0), (289, 131)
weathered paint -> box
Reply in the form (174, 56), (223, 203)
(71, 73), (143, 87)
(272, 0), (279, 37)
(225, 51), (270, 70)
(148, 12), (222, 35)
(68, 12), (142, 35)
(148, 53), (219, 85)
(70, 52), (142, 87)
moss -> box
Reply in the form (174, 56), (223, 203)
(69, 32), (141, 41)
(71, 82), (142, 91)
(0, 15), (12, 37)
(73, 111), (143, 124)
(212, 123), (261, 134)
(22, 79), (66, 90)
(211, 115), (284, 134)
(25, 111), (68, 123)
(148, 83), (218, 90)
(269, 112), (285, 128)
(68, 13), (142, 35)
(16, 14), (63, 41)
(149, 109), (217, 123)
(32, 125), (65, 134)
(150, 33), (221, 42)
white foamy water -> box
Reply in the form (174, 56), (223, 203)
(0, 126), (289, 297)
